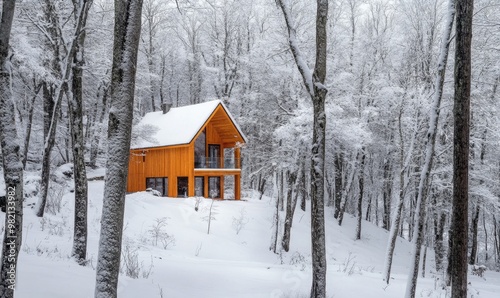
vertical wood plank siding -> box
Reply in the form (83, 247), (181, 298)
(126, 104), (244, 199)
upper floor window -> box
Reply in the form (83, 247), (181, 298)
(194, 129), (206, 168)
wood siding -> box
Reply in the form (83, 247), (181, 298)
(127, 145), (194, 197)
(127, 103), (244, 200)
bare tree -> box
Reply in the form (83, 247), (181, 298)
(94, 0), (143, 297)
(0, 1), (24, 297)
(69, 0), (93, 265)
(449, 0), (473, 296)
(404, 0), (456, 295)
(275, 0), (329, 296)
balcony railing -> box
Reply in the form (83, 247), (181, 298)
(194, 156), (241, 169)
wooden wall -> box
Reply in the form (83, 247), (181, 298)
(126, 104), (244, 199)
(127, 145), (194, 197)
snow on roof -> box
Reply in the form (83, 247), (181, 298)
(131, 100), (246, 149)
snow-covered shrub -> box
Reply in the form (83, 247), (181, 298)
(24, 174), (40, 200)
(289, 251), (307, 271)
(46, 184), (65, 215)
(40, 216), (67, 236)
(148, 217), (175, 249)
(121, 240), (155, 279)
(338, 252), (358, 276)
(232, 207), (249, 235)
(122, 242), (140, 279)
(202, 199), (218, 234)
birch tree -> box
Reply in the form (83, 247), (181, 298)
(0, 1), (24, 297)
(94, 0), (143, 297)
(275, 0), (329, 296)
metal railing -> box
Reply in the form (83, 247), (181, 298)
(194, 156), (241, 169)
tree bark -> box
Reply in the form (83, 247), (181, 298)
(275, 0), (329, 296)
(449, 0), (473, 296)
(22, 82), (41, 169)
(0, 1), (24, 297)
(35, 0), (87, 217)
(355, 151), (366, 240)
(69, 0), (93, 265)
(282, 171), (298, 252)
(94, 0), (143, 297)
(333, 150), (343, 219)
(469, 205), (480, 265)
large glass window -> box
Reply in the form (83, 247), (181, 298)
(146, 177), (168, 196)
(194, 129), (206, 168)
(177, 177), (189, 198)
(208, 145), (220, 168)
(195, 177), (204, 197)
(208, 177), (220, 198)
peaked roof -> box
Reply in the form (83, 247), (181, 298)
(131, 100), (247, 149)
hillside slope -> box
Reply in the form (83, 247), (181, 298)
(1, 175), (499, 297)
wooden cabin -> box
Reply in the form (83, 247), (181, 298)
(127, 100), (247, 200)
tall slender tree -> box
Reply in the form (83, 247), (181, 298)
(0, 1), (24, 298)
(275, 0), (329, 296)
(449, 0), (474, 296)
(403, 0), (456, 295)
(69, 0), (93, 265)
(94, 0), (144, 297)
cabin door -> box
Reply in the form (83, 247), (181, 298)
(208, 145), (220, 168)
(177, 177), (188, 198)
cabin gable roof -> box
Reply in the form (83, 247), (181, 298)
(131, 100), (247, 150)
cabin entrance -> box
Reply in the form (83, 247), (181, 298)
(177, 177), (188, 197)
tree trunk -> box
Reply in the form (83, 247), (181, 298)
(338, 161), (357, 226)
(0, 1), (24, 297)
(89, 80), (109, 169)
(382, 157), (392, 230)
(69, 0), (93, 265)
(300, 160), (307, 212)
(355, 151), (366, 240)
(35, 0), (88, 217)
(282, 171), (298, 252)
(22, 82), (41, 169)
(383, 100), (416, 283)
(333, 151), (343, 219)
(469, 205), (480, 265)
(434, 207), (447, 274)
(448, 0), (473, 296)
(94, 0), (143, 297)
(270, 187), (280, 254)
(275, 1), (329, 295)
(405, 1), (456, 296)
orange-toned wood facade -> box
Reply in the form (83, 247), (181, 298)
(127, 104), (245, 200)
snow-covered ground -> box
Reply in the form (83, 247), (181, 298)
(2, 169), (500, 297)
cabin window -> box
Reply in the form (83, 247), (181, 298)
(208, 177), (220, 198)
(208, 144), (220, 168)
(146, 177), (168, 196)
(194, 129), (206, 168)
(177, 177), (188, 198)
(195, 176), (204, 197)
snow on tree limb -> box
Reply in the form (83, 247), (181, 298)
(275, 0), (314, 96)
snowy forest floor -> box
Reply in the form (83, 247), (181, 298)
(1, 168), (500, 298)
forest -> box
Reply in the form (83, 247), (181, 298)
(0, 0), (498, 297)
